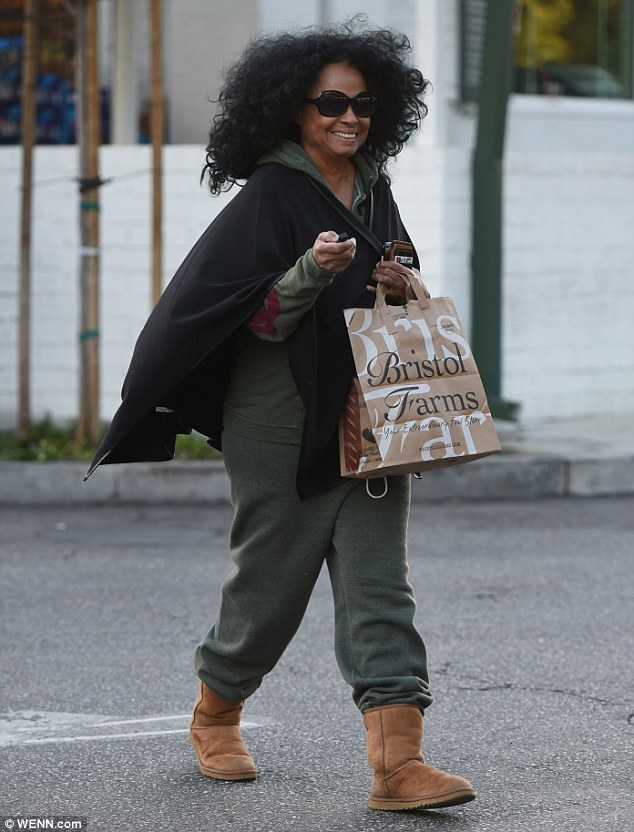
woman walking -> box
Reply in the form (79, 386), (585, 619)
(87, 22), (476, 812)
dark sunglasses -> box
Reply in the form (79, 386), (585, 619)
(304, 90), (377, 118)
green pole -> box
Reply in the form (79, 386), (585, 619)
(471, 0), (520, 421)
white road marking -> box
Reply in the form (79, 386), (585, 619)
(94, 714), (191, 727)
(0, 710), (264, 748)
(15, 727), (190, 746)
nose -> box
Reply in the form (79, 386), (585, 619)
(341, 103), (358, 121)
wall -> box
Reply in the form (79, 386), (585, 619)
(0, 144), (231, 429)
(1, 134), (633, 430)
(503, 148), (634, 419)
(164, 0), (259, 144)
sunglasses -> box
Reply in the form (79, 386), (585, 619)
(304, 90), (377, 118)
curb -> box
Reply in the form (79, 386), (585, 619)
(1, 453), (633, 505)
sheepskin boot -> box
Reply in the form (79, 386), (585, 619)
(363, 704), (476, 810)
(189, 681), (257, 781)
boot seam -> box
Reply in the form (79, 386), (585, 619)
(383, 758), (419, 786)
(378, 709), (393, 799)
(190, 682), (203, 728)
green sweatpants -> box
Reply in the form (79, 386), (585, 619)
(194, 430), (432, 712)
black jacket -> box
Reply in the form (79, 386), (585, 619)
(86, 162), (417, 499)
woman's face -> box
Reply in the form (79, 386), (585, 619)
(296, 63), (372, 170)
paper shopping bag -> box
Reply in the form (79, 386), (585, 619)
(340, 274), (501, 478)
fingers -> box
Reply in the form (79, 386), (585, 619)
(311, 233), (412, 298)
(312, 231), (356, 273)
(369, 260), (413, 302)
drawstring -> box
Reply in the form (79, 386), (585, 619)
(366, 477), (388, 499)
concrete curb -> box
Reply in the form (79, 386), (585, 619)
(1, 453), (633, 505)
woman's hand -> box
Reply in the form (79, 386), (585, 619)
(368, 260), (412, 305)
(312, 231), (356, 273)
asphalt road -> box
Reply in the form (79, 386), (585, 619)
(1, 497), (633, 832)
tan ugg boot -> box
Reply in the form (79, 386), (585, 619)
(189, 681), (257, 781)
(363, 704), (476, 810)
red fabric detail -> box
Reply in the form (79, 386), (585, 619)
(248, 287), (281, 334)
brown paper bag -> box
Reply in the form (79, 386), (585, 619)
(339, 274), (501, 478)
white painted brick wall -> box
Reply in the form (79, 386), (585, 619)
(502, 150), (634, 419)
(1, 140), (633, 430)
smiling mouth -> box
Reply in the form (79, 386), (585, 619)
(332, 131), (358, 139)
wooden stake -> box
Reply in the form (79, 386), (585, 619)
(18, 0), (39, 439)
(76, 0), (101, 445)
(150, 0), (164, 307)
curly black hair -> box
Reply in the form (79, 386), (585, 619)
(201, 20), (430, 194)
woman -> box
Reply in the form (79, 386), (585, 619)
(87, 23), (476, 812)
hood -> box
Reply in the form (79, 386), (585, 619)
(257, 140), (378, 196)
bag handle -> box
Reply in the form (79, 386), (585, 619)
(375, 269), (431, 333)
(366, 478), (388, 499)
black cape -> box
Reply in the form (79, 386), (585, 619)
(86, 162), (417, 500)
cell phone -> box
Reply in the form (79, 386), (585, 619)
(382, 240), (415, 266)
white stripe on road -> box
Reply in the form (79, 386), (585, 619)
(0, 710), (263, 748)
(93, 714), (191, 727)
(14, 727), (190, 745)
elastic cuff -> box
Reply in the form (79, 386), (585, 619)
(303, 248), (335, 283)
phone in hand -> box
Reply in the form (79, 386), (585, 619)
(382, 240), (414, 266)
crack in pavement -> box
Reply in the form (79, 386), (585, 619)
(432, 663), (633, 721)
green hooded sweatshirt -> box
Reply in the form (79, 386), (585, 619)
(222, 141), (378, 445)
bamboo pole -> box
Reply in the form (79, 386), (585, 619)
(18, 0), (39, 439)
(76, 0), (101, 445)
(150, 0), (164, 306)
